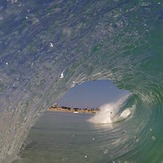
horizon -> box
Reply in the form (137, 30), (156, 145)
(56, 80), (130, 109)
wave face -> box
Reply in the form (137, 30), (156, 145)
(0, 0), (163, 162)
(89, 95), (133, 124)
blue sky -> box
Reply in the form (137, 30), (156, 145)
(57, 80), (130, 108)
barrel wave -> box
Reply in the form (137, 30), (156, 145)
(0, 0), (163, 162)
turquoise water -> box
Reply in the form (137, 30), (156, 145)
(13, 111), (140, 163)
(14, 112), (109, 163)
(0, 0), (163, 162)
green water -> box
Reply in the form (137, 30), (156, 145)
(14, 112), (112, 163)
(1, 0), (163, 162)
(14, 108), (163, 163)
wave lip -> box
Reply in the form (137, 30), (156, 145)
(89, 95), (133, 124)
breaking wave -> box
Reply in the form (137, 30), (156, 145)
(89, 95), (133, 124)
(0, 0), (163, 162)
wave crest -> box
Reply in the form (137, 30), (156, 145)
(89, 95), (133, 124)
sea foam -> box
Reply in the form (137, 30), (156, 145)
(89, 95), (132, 124)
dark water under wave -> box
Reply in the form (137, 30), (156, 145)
(0, 0), (163, 162)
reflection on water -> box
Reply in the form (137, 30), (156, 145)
(13, 111), (132, 163)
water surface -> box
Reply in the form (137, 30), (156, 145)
(14, 112), (113, 163)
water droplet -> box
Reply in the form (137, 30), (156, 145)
(24, 117), (27, 122)
(12, 83), (18, 88)
(92, 138), (95, 141)
(124, 161), (129, 163)
(123, 130), (127, 134)
(152, 136), (156, 141)
(60, 72), (64, 78)
(103, 148), (108, 155)
(134, 136), (139, 143)
(84, 155), (87, 158)
(6, 62), (9, 65)
(50, 42), (54, 47)
(71, 81), (76, 88)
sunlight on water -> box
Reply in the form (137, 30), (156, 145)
(0, 0), (163, 162)
(89, 95), (133, 124)
(13, 80), (131, 163)
(12, 112), (133, 163)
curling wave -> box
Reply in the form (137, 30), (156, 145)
(89, 95), (134, 124)
(0, 0), (163, 162)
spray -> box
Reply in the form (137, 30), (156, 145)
(89, 95), (132, 124)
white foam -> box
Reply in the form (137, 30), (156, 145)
(60, 72), (64, 78)
(120, 109), (131, 118)
(89, 95), (132, 124)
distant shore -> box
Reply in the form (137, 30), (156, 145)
(48, 105), (100, 114)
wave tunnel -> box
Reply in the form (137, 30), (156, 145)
(0, 0), (163, 162)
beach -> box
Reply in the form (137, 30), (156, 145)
(48, 105), (99, 114)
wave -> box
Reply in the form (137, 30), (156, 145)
(0, 0), (163, 162)
(89, 95), (134, 124)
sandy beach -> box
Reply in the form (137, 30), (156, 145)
(48, 105), (99, 114)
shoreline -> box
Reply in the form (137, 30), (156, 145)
(48, 106), (99, 114)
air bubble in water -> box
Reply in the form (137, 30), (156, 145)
(50, 42), (54, 47)
(152, 136), (156, 141)
(103, 148), (108, 155)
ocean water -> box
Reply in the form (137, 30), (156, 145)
(0, 0), (163, 162)
(13, 110), (141, 163)
(14, 111), (116, 163)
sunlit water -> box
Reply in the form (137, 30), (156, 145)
(13, 112), (120, 163)
(13, 107), (157, 163)
(1, 0), (163, 162)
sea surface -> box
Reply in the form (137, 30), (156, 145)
(14, 111), (116, 163)
(0, 0), (163, 162)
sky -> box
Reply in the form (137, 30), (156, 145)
(57, 80), (130, 108)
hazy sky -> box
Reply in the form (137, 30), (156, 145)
(57, 80), (130, 108)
